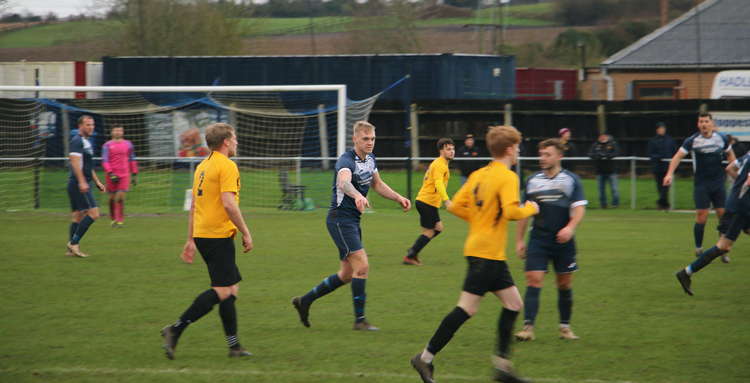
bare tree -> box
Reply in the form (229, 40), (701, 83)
(115, 0), (242, 56)
(344, 0), (421, 54)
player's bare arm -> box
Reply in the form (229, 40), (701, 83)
(663, 150), (686, 186)
(91, 169), (105, 192)
(515, 217), (529, 259)
(557, 205), (585, 244)
(726, 160), (740, 179)
(221, 191), (253, 253)
(371, 171), (411, 211)
(181, 199), (196, 263)
(70, 154), (89, 193)
(337, 168), (369, 212)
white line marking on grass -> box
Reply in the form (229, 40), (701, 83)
(0, 366), (640, 383)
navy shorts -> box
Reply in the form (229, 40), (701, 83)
(462, 257), (515, 296)
(717, 211), (750, 242)
(67, 180), (98, 211)
(694, 182), (726, 210)
(525, 238), (578, 274)
(194, 237), (242, 287)
(416, 200), (441, 229)
(327, 217), (363, 260)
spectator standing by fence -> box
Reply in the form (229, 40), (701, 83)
(589, 133), (620, 208)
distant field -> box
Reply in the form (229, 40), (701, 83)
(0, 3), (556, 48)
(0, 20), (120, 48)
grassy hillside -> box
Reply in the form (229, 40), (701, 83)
(0, 2), (556, 49)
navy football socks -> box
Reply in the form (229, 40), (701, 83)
(523, 286), (541, 325)
(70, 216), (94, 245)
(301, 273), (344, 305)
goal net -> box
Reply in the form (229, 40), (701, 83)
(0, 85), (380, 213)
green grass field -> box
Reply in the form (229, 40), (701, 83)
(1, 207), (748, 383)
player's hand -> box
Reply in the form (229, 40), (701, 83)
(525, 200), (540, 214)
(241, 232), (253, 253)
(78, 181), (90, 193)
(131, 174), (137, 186)
(181, 239), (196, 264)
(444, 199), (452, 210)
(398, 196), (411, 212)
(556, 226), (575, 244)
(662, 174), (673, 186)
(109, 173), (119, 183)
(96, 181), (106, 192)
(354, 195), (370, 213)
(516, 242), (527, 260)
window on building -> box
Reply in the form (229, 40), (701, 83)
(633, 80), (680, 100)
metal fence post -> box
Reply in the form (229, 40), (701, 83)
(630, 157), (636, 210)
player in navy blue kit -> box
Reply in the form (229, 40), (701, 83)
(514, 139), (587, 341)
(676, 153), (750, 295)
(663, 112), (735, 259)
(292, 121), (411, 331)
(66, 115), (106, 258)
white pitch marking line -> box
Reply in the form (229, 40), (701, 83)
(0, 366), (640, 383)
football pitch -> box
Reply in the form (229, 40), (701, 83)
(1, 208), (748, 383)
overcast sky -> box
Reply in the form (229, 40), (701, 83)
(6, 0), (100, 17)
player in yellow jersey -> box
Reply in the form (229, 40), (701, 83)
(161, 123), (254, 360)
(410, 126), (539, 383)
(404, 138), (455, 266)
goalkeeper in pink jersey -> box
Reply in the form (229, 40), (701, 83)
(102, 126), (138, 227)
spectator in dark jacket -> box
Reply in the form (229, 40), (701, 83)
(456, 134), (484, 184)
(559, 127), (577, 171)
(589, 133), (620, 208)
(648, 122), (677, 209)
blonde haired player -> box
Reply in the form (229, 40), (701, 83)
(292, 121), (411, 331)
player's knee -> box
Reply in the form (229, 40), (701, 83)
(458, 303), (478, 317)
(422, 228), (435, 238)
(557, 281), (572, 290)
(504, 299), (523, 312)
(432, 230), (442, 238)
(338, 272), (353, 283)
(717, 243), (732, 252)
(525, 273), (543, 288)
(212, 286), (233, 301)
(434, 221), (444, 232)
(353, 264), (369, 278)
(88, 211), (100, 220)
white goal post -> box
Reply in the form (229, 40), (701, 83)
(0, 83), (388, 212)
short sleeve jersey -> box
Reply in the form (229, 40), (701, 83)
(524, 170), (587, 241)
(680, 132), (732, 184)
(727, 153), (750, 213)
(329, 150), (377, 219)
(192, 151), (240, 238)
(416, 156), (450, 207)
(451, 161), (537, 261)
(69, 135), (94, 182)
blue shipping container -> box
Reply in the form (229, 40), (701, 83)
(102, 54), (515, 101)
